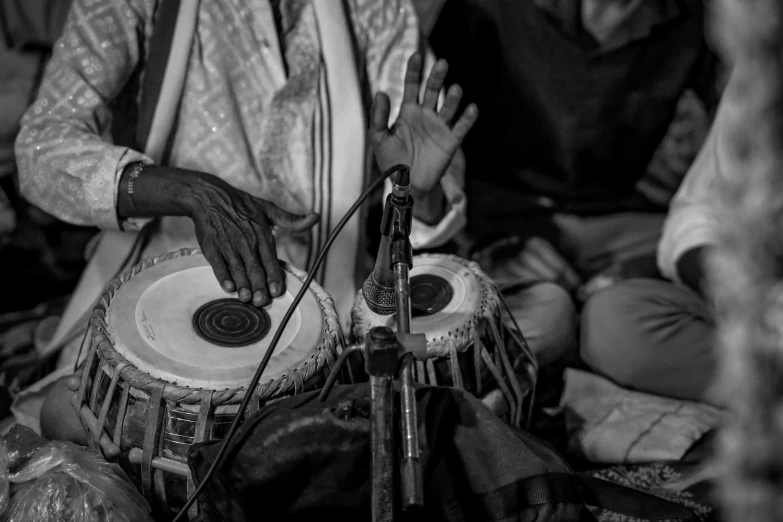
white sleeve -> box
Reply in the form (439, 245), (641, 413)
(657, 75), (737, 282)
(15, 0), (155, 231)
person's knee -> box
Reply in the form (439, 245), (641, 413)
(581, 278), (703, 381)
(580, 280), (663, 381)
(40, 376), (87, 444)
(504, 282), (577, 366)
(581, 279), (718, 402)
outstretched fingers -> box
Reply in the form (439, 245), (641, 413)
(438, 84), (463, 124)
(402, 53), (423, 104)
(422, 59), (449, 110)
(370, 91), (392, 143)
(451, 103), (479, 143)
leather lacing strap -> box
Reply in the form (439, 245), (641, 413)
(89, 362), (108, 415)
(93, 361), (130, 449)
(415, 360), (427, 384)
(188, 389), (214, 520)
(142, 384), (166, 506)
(75, 347), (98, 448)
(448, 338), (464, 389)
(193, 390), (214, 444)
(489, 319), (525, 427)
(497, 292), (538, 429)
(113, 384), (131, 447)
(426, 358), (438, 385)
(477, 330), (518, 426)
(473, 328), (482, 396)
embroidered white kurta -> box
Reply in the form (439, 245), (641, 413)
(16, 0), (464, 288)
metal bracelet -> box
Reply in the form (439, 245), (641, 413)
(126, 162), (146, 195)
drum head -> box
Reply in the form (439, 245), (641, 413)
(407, 256), (479, 337)
(353, 254), (489, 354)
(107, 254), (324, 389)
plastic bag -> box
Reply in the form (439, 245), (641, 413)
(3, 424), (46, 472)
(0, 440), (9, 515)
(2, 441), (153, 522)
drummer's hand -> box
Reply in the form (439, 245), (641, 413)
(370, 53), (478, 195)
(186, 176), (320, 306)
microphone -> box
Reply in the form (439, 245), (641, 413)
(363, 165), (412, 315)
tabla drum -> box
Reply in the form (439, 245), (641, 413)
(351, 254), (537, 427)
(72, 248), (342, 516)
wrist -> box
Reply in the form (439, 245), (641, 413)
(117, 164), (210, 219)
(178, 170), (240, 218)
(175, 170), (211, 217)
(410, 185), (446, 225)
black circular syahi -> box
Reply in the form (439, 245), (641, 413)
(192, 298), (271, 347)
(410, 274), (453, 317)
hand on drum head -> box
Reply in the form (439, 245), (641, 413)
(118, 165), (320, 307)
(186, 176), (320, 307)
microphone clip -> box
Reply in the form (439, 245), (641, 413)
(383, 166), (414, 270)
(381, 192), (413, 269)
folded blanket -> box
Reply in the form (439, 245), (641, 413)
(561, 368), (726, 464)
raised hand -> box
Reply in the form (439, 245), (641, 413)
(370, 53), (478, 194)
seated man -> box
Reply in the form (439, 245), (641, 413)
(426, 0), (722, 366)
(14, 0), (486, 442)
(579, 68), (744, 406)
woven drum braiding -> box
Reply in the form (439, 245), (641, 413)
(350, 254), (501, 356)
(256, 262), (341, 400)
(90, 248), (340, 406)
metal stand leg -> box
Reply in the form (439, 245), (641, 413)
(394, 261), (423, 512)
(366, 327), (398, 522)
(318, 343), (364, 402)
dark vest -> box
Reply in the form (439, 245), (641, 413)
(429, 0), (714, 236)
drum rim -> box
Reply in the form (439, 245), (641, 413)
(88, 248), (342, 406)
(351, 253), (500, 357)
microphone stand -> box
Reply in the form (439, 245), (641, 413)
(388, 181), (424, 513)
(366, 328), (397, 522)
(318, 166), (423, 520)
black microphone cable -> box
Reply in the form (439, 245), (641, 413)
(171, 163), (407, 521)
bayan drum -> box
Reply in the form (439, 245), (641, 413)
(73, 248), (341, 515)
(351, 254), (536, 427)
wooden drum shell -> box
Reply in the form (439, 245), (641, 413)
(74, 248), (341, 515)
(351, 254), (536, 427)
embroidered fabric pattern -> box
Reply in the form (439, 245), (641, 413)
(15, 0), (417, 271)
